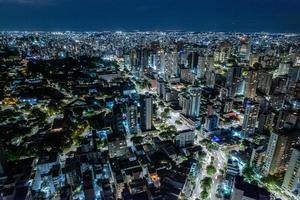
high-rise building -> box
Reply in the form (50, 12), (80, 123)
(126, 101), (138, 134)
(157, 49), (165, 75)
(140, 93), (153, 131)
(164, 51), (179, 79)
(226, 65), (242, 88)
(181, 87), (201, 118)
(108, 133), (128, 158)
(130, 49), (138, 71)
(263, 129), (300, 175)
(189, 87), (201, 119)
(244, 66), (258, 99)
(250, 145), (266, 168)
(257, 111), (275, 133)
(139, 48), (149, 73)
(180, 67), (195, 84)
(257, 69), (273, 95)
(242, 99), (260, 137)
(214, 40), (232, 63)
(131, 47), (149, 74)
(175, 129), (195, 148)
(239, 36), (250, 61)
(112, 103), (125, 133)
(148, 52), (158, 70)
(204, 114), (219, 131)
(205, 69), (216, 88)
(197, 54), (206, 79)
(157, 78), (166, 98)
(222, 98), (233, 113)
(187, 52), (199, 71)
(282, 146), (300, 198)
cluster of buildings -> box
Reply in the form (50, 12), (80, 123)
(0, 31), (300, 200)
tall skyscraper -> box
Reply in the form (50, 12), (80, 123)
(131, 47), (149, 74)
(244, 66), (258, 99)
(282, 146), (300, 198)
(130, 49), (138, 71)
(148, 52), (158, 70)
(263, 129), (300, 175)
(257, 111), (275, 133)
(112, 103), (125, 133)
(226, 64), (243, 98)
(126, 101), (138, 134)
(164, 50), (179, 79)
(140, 93), (153, 131)
(157, 49), (165, 75)
(157, 78), (166, 98)
(257, 69), (273, 95)
(214, 40), (232, 63)
(239, 36), (250, 61)
(242, 99), (260, 137)
(205, 69), (216, 88)
(139, 48), (149, 73)
(181, 87), (201, 119)
(204, 114), (219, 131)
(187, 51), (199, 71)
(197, 54), (206, 79)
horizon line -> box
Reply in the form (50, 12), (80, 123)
(1, 30), (300, 35)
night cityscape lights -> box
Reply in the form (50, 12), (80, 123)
(0, 2), (299, 200)
(0, 31), (300, 200)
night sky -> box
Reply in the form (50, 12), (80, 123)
(0, 0), (299, 32)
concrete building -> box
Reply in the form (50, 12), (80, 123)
(181, 87), (201, 119)
(175, 129), (195, 148)
(204, 114), (219, 131)
(263, 129), (300, 175)
(242, 99), (260, 138)
(282, 146), (300, 198)
(140, 93), (153, 131)
(244, 66), (258, 99)
(126, 101), (138, 134)
(108, 133), (128, 158)
(250, 145), (266, 168)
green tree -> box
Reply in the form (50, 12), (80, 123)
(164, 107), (170, 114)
(197, 151), (206, 160)
(201, 177), (212, 191)
(200, 190), (209, 199)
(242, 165), (255, 182)
(207, 165), (217, 176)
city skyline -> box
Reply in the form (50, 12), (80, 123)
(1, 1), (300, 200)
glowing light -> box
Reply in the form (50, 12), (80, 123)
(212, 136), (221, 143)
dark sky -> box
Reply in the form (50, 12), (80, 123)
(0, 0), (299, 32)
